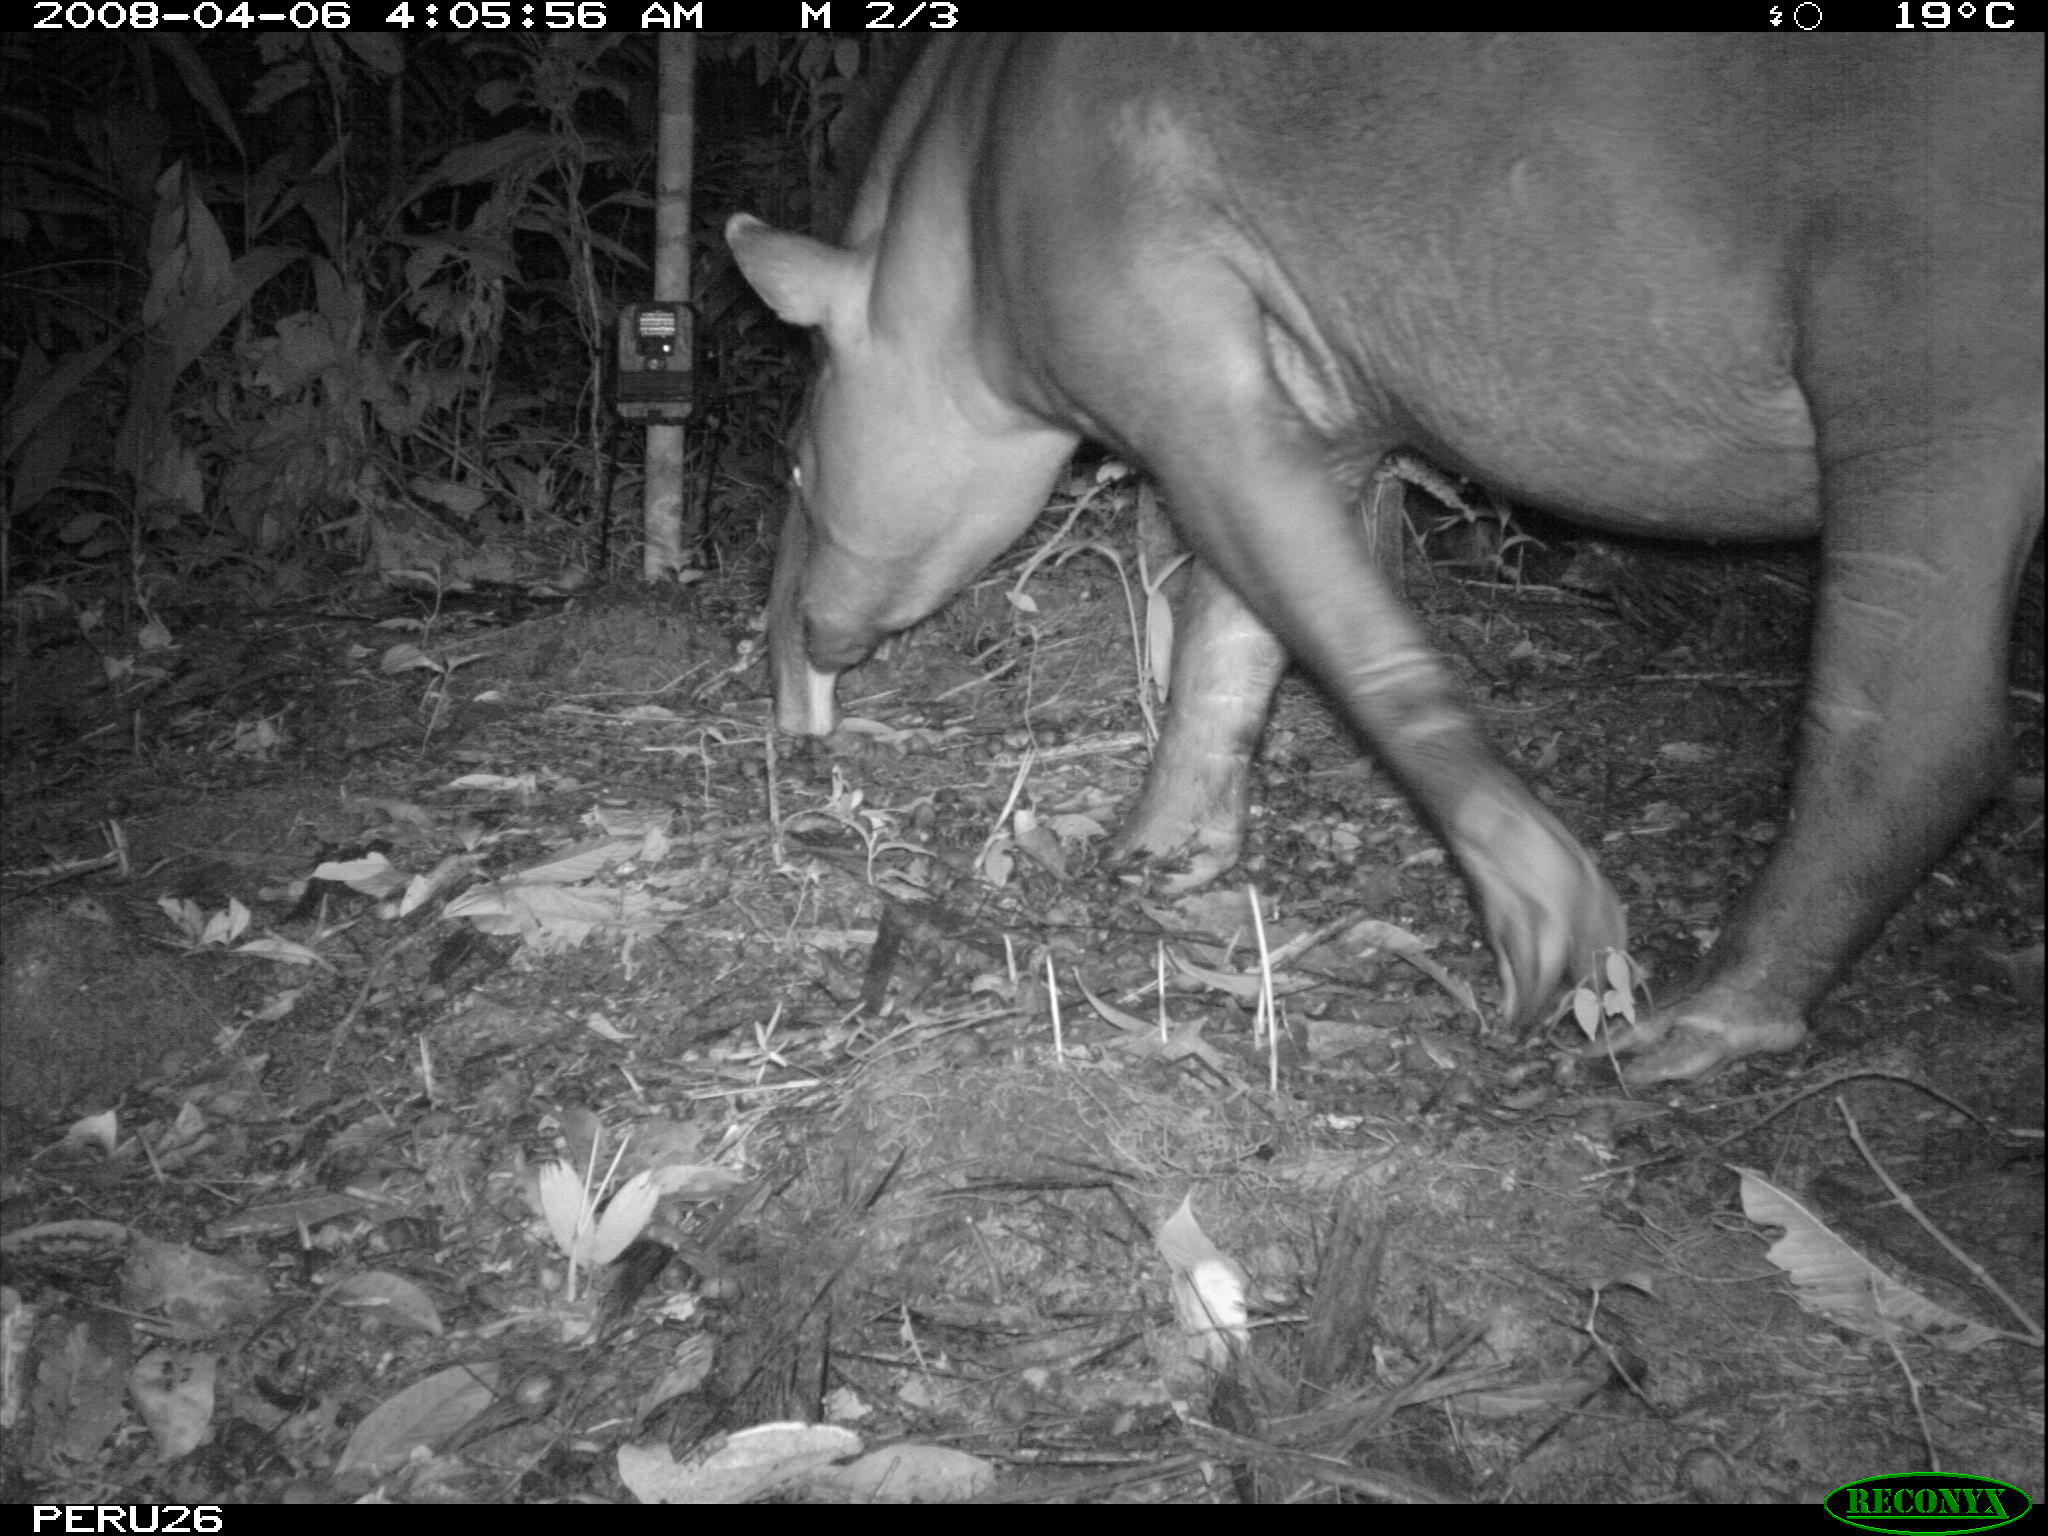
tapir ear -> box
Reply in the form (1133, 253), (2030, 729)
(725, 214), (865, 339)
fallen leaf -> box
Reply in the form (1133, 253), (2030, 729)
(128, 1348), (216, 1460)
(810, 1443), (998, 1503)
(1734, 1166), (2002, 1351)
(618, 1421), (863, 1504)
(336, 1362), (502, 1478)
(329, 1271), (444, 1336)
(123, 1238), (270, 1333)
(1155, 1195), (1249, 1371)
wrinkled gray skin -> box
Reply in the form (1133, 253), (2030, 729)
(729, 34), (2044, 1083)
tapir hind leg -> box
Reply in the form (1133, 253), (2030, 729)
(1617, 421), (2042, 1082)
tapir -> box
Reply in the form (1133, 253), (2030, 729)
(728, 34), (2044, 1083)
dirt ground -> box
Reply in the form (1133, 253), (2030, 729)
(1, 482), (2040, 1505)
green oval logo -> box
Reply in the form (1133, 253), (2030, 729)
(1826, 1474), (2032, 1534)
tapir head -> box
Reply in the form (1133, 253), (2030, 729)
(726, 213), (1077, 733)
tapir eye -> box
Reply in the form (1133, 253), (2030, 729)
(789, 462), (804, 491)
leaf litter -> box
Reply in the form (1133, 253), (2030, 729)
(0, 505), (2038, 1504)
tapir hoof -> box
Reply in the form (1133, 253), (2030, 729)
(1591, 999), (1809, 1085)
(1105, 833), (1242, 898)
(1455, 786), (1628, 1030)
(1109, 781), (1247, 897)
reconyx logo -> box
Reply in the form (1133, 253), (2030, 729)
(1826, 1473), (2032, 1534)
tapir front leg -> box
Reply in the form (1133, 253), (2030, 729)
(1082, 282), (1625, 1024)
